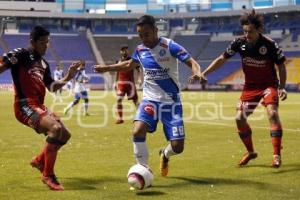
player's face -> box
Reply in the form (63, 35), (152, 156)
(137, 24), (158, 48)
(120, 49), (129, 58)
(32, 36), (49, 56)
(243, 24), (260, 43)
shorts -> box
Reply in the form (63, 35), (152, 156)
(134, 100), (185, 141)
(14, 98), (60, 133)
(237, 86), (279, 114)
(75, 91), (88, 100)
(117, 81), (138, 101)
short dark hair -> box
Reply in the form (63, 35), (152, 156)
(240, 9), (264, 31)
(120, 46), (128, 50)
(30, 26), (50, 42)
(137, 15), (156, 28)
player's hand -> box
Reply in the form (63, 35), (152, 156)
(67, 61), (81, 78)
(278, 88), (287, 101)
(188, 74), (207, 84)
(93, 64), (109, 73)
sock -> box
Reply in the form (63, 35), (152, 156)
(270, 123), (282, 155)
(163, 144), (177, 159)
(238, 123), (254, 152)
(84, 99), (89, 113)
(43, 142), (61, 177)
(36, 146), (46, 164)
(117, 104), (123, 119)
(133, 137), (148, 166)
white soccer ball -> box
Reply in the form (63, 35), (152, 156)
(127, 164), (153, 190)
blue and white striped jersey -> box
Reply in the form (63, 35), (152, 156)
(132, 37), (190, 103)
(74, 69), (89, 93)
(53, 69), (63, 81)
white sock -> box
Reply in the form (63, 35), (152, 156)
(163, 144), (177, 159)
(133, 141), (148, 166)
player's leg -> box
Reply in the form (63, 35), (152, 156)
(160, 103), (185, 176)
(116, 97), (124, 124)
(116, 84), (125, 124)
(132, 121), (149, 166)
(36, 114), (71, 191)
(81, 91), (89, 116)
(236, 100), (258, 166)
(129, 83), (139, 108)
(263, 87), (282, 167)
(64, 93), (80, 114)
(132, 100), (158, 167)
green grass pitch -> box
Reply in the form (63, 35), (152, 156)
(0, 90), (299, 200)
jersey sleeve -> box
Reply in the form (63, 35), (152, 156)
(131, 49), (140, 63)
(169, 40), (191, 62)
(223, 39), (240, 59)
(270, 41), (286, 65)
(2, 48), (26, 69)
(43, 64), (55, 90)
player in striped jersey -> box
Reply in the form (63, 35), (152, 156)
(64, 60), (90, 116)
(94, 15), (206, 177)
(53, 64), (64, 102)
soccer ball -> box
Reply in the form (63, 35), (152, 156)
(127, 164), (153, 190)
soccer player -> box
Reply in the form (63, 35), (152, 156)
(0, 26), (82, 190)
(202, 10), (287, 168)
(94, 15), (205, 177)
(64, 60), (90, 116)
(53, 64), (64, 102)
(115, 46), (142, 124)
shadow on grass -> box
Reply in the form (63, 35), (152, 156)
(236, 163), (300, 174)
(62, 176), (122, 190)
(270, 163), (300, 174)
(136, 191), (166, 196)
(156, 176), (269, 190)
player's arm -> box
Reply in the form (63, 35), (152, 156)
(136, 66), (143, 85)
(203, 39), (239, 77)
(202, 54), (228, 77)
(93, 59), (138, 73)
(184, 57), (206, 84)
(47, 61), (82, 92)
(277, 63), (287, 101)
(272, 41), (287, 101)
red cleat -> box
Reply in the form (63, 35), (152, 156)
(272, 155), (281, 168)
(30, 157), (44, 173)
(238, 152), (257, 166)
(115, 119), (124, 124)
(42, 175), (64, 191)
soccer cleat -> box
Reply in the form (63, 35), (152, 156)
(84, 112), (90, 116)
(30, 157), (44, 173)
(42, 175), (64, 191)
(63, 108), (69, 115)
(272, 155), (281, 168)
(238, 152), (257, 166)
(159, 149), (169, 177)
(115, 119), (124, 124)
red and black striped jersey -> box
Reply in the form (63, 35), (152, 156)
(2, 48), (54, 103)
(223, 34), (286, 88)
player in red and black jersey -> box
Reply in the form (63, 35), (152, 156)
(0, 26), (81, 190)
(202, 10), (287, 168)
(115, 46), (142, 124)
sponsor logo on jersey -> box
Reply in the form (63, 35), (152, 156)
(242, 57), (267, 68)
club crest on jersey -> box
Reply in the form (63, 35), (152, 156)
(259, 46), (267, 55)
(159, 49), (166, 57)
(9, 55), (18, 65)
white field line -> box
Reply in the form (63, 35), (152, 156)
(187, 120), (300, 133)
